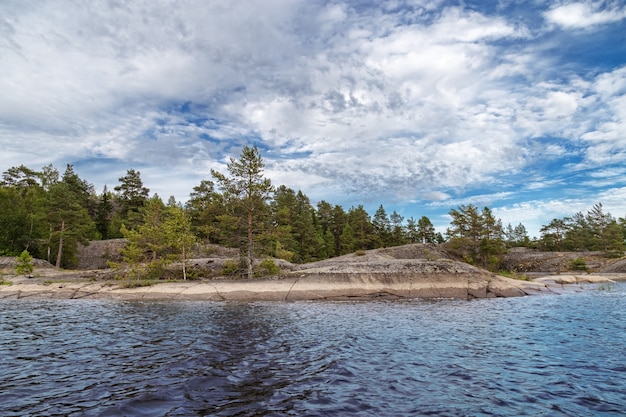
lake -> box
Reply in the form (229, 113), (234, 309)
(1, 282), (625, 416)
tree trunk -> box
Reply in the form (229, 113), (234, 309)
(182, 242), (187, 280)
(55, 219), (65, 268)
(247, 204), (253, 278)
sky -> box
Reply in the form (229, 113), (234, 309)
(1, 0), (626, 238)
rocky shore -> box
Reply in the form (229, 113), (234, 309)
(2, 244), (624, 301)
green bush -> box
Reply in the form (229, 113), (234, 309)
(255, 258), (281, 277)
(119, 279), (155, 288)
(15, 250), (34, 275)
(569, 257), (588, 272)
(221, 260), (241, 276)
(355, 250), (366, 256)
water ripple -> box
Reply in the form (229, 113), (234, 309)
(1, 284), (625, 416)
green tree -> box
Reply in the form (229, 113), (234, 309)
(446, 205), (504, 269)
(1, 165), (40, 190)
(505, 223), (530, 247)
(583, 203), (622, 252)
(0, 186), (34, 255)
(447, 204), (482, 241)
(164, 205), (197, 280)
(389, 210), (406, 246)
(46, 181), (94, 268)
(120, 195), (182, 280)
(95, 185), (113, 240)
(0, 166), (50, 255)
(270, 185), (299, 258)
(340, 223), (355, 254)
(539, 218), (567, 251)
(61, 165), (95, 207)
(372, 204), (391, 247)
(417, 216), (437, 244)
(38, 164), (59, 191)
(316, 200), (333, 236)
(114, 169), (150, 230)
(293, 190), (322, 262)
(601, 221), (624, 255)
(321, 229), (336, 258)
(563, 212), (590, 251)
(406, 217), (419, 243)
(331, 205), (347, 255)
(211, 146), (273, 278)
(478, 207), (505, 268)
(186, 180), (225, 243)
(15, 250), (34, 275)
(315, 200), (336, 259)
(347, 205), (375, 251)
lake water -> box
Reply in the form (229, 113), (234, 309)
(1, 283), (625, 416)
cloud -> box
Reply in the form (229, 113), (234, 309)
(0, 0), (625, 233)
(544, 1), (626, 29)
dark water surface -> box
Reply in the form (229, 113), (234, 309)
(1, 283), (625, 416)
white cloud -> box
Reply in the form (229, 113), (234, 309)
(421, 191), (450, 201)
(544, 2), (626, 29)
(0, 0), (625, 232)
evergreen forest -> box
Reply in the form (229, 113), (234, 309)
(1, 147), (625, 276)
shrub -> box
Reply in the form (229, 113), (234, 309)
(255, 259), (281, 277)
(274, 242), (294, 262)
(355, 250), (366, 256)
(119, 279), (155, 288)
(569, 257), (588, 272)
(221, 260), (241, 276)
(15, 250), (34, 275)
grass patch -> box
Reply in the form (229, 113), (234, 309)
(119, 279), (156, 289)
(498, 270), (532, 281)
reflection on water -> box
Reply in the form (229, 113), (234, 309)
(1, 283), (625, 416)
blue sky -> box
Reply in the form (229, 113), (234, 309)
(1, 0), (626, 238)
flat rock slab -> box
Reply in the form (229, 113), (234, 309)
(1, 271), (549, 302)
(534, 274), (619, 285)
(4, 261), (621, 302)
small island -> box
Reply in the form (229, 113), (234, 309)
(2, 153), (626, 302)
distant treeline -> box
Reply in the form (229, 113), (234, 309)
(1, 148), (624, 272)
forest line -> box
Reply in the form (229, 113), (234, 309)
(1, 146), (624, 278)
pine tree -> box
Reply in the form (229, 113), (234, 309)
(389, 211), (406, 246)
(539, 218), (567, 251)
(446, 205), (504, 268)
(186, 180), (225, 243)
(211, 146), (273, 278)
(372, 204), (391, 247)
(406, 217), (419, 243)
(114, 169), (150, 229)
(417, 216), (437, 244)
(347, 205), (375, 250)
(331, 205), (347, 255)
(46, 181), (94, 267)
(164, 205), (196, 280)
(96, 186), (113, 240)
